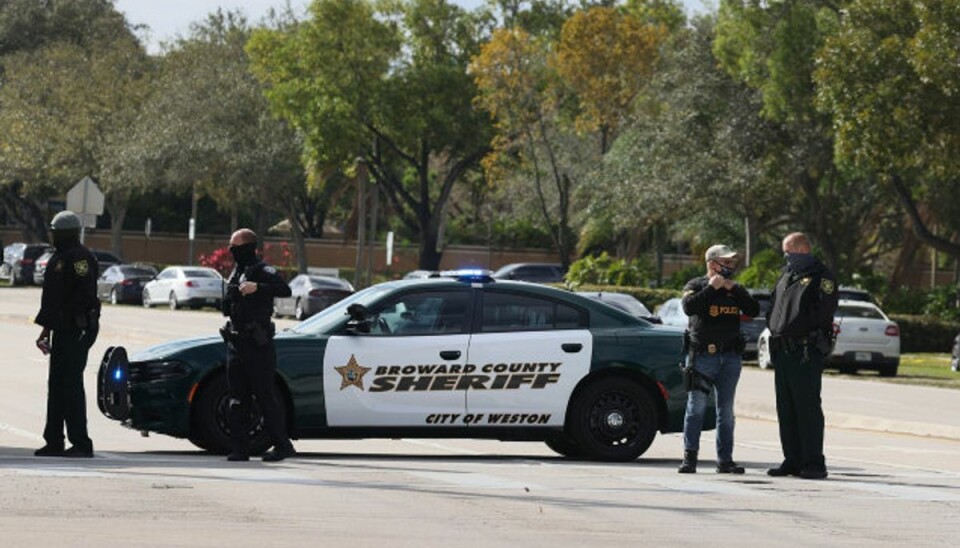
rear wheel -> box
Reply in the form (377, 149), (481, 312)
(110, 288), (118, 305)
(879, 361), (899, 377)
(168, 291), (180, 310)
(567, 377), (658, 462)
(189, 374), (273, 455)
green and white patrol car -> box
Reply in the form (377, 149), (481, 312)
(98, 272), (690, 461)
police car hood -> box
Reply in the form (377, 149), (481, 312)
(131, 335), (223, 362)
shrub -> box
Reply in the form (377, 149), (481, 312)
(198, 247), (234, 277)
(735, 248), (783, 289)
(565, 252), (653, 287)
(663, 264), (703, 290)
(889, 314), (960, 353)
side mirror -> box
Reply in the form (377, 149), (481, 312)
(347, 303), (370, 321)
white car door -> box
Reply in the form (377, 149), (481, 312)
(322, 287), (472, 427)
(464, 289), (592, 427)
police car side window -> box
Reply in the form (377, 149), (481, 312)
(368, 290), (469, 336)
(481, 292), (584, 332)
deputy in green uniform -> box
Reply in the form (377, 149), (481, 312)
(766, 232), (838, 480)
(34, 211), (101, 458)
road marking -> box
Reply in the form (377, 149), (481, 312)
(620, 475), (769, 497)
(0, 421), (45, 442)
(408, 470), (542, 490)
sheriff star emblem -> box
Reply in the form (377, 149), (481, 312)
(74, 260), (89, 277)
(335, 354), (371, 391)
(821, 279), (836, 294)
(800, 277), (811, 286)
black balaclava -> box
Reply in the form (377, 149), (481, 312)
(784, 252), (817, 273)
(52, 228), (80, 252)
(229, 242), (258, 266)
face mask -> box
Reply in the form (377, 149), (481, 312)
(51, 230), (79, 251)
(229, 242), (258, 266)
(784, 252), (816, 272)
(718, 265), (735, 278)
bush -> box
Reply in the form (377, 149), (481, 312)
(735, 248), (783, 289)
(663, 264), (703, 290)
(556, 283), (681, 310)
(889, 314), (960, 353)
(565, 252), (653, 287)
(883, 286), (960, 321)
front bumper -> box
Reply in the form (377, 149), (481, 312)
(97, 346), (195, 438)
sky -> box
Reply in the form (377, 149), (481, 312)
(114, 0), (710, 53)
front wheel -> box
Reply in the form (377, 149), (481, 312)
(294, 299), (306, 321)
(879, 361), (899, 377)
(544, 433), (581, 458)
(142, 289), (151, 308)
(168, 291), (180, 310)
(567, 377), (658, 462)
(189, 374), (273, 455)
(110, 288), (119, 305)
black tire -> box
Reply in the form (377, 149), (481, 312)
(567, 377), (658, 462)
(879, 362), (899, 377)
(544, 433), (581, 458)
(168, 291), (180, 310)
(838, 365), (856, 375)
(189, 373), (273, 455)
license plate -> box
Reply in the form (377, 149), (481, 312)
(855, 352), (872, 362)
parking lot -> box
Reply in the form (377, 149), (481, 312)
(2, 286), (959, 546)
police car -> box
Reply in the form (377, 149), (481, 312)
(98, 271), (689, 461)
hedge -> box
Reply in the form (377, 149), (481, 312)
(551, 283), (682, 310)
(889, 314), (960, 354)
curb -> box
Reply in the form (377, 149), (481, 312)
(737, 400), (960, 442)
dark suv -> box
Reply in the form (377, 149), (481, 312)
(492, 263), (565, 283)
(2, 242), (53, 286)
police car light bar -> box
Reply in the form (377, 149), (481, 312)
(436, 269), (495, 282)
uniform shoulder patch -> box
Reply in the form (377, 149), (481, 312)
(821, 279), (835, 294)
(74, 260), (89, 277)
(800, 277), (812, 286)
(263, 265), (277, 275)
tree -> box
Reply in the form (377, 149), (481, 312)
(248, 0), (491, 270)
(814, 0), (960, 260)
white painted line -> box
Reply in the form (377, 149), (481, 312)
(842, 480), (960, 502)
(408, 470), (542, 490)
(0, 421), (45, 442)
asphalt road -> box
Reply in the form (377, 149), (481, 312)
(1, 287), (958, 547)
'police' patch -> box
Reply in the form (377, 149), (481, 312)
(263, 266), (277, 275)
(821, 279), (835, 294)
(74, 260), (89, 277)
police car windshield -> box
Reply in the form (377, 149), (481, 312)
(291, 284), (394, 335)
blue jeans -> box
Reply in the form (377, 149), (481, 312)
(682, 351), (742, 462)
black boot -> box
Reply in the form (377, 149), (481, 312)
(262, 442), (295, 463)
(678, 450), (697, 474)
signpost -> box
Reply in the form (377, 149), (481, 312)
(65, 176), (105, 244)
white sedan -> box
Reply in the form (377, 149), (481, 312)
(757, 300), (901, 377)
(142, 266), (225, 310)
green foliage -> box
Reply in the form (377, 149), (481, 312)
(735, 248), (783, 289)
(889, 314), (960, 354)
(565, 252), (653, 287)
(662, 263), (703, 291)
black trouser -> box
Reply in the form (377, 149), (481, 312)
(772, 346), (826, 471)
(44, 327), (97, 451)
(226, 336), (289, 453)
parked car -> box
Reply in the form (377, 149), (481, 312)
(97, 264), (159, 305)
(838, 286), (876, 304)
(657, 297), (688, 328)
(741, 290), (773, 358)
(757, 300), (901, 376)
(2, 242), (52, 286)
(491, 263), (565, 283)
(91, 249), (123, 275)
(142, 266), (225, 310)
(32, 249), (55, 285)
(952, 331), (960, 373)
(274, 274), (355, 320)
(576, 291), (661, 324)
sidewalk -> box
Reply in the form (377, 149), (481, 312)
(736, 367), (960, 441)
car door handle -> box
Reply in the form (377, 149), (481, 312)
(440, 350), (461, 361)
(562, 343), (583, 353)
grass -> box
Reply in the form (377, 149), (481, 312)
(823, 353), (960, 389)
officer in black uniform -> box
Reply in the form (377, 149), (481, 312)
(678, 245), (759, 474)
(766, 232), (839, 480)
(34, 210), (101, 458)
(221, 228), (295, 462)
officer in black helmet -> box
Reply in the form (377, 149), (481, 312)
(220, 228), (295, 462)
(34, 210), (101, 458)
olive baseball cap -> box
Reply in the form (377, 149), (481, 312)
(705, 244), (738, 262)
